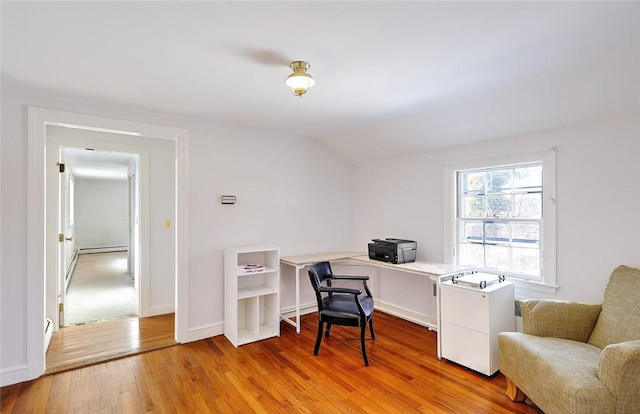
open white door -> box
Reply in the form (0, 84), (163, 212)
(128, 172), (138, 290)
(58, 148), (78, 327)
(45, 141), (66, 330)
(57, 148), (67, 327)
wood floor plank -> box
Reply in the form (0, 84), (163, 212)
(2, 312), (541, 413)
(45, 313), (177, 375)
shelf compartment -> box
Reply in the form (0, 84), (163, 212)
(237, 328), (258, 346)
(238, 285), (277, 299)
(233, 295), (279, 346)
(238, 272), (278, 296)
(261, 294), (280, 338)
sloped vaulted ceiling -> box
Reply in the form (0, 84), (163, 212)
(2, 1), (639, 165)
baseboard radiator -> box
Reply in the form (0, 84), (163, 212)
(65, 249), (78, 285)
(78, 246), (128, 254)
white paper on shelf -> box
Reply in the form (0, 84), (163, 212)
(237, 264), (265, 274)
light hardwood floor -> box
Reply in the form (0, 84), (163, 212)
(46, 313), (177, 375)
(2, 312), (541, 413)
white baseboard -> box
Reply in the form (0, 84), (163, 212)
(78, 246), (127, 254)
(145, 305), (175, 317)
(280, 302), (317, 319)
(278, 302), (434, 331)
(184, 321), (225, 343)
(179, 304), (318, 345)
(375, 300), (435, 330)
(0, 364), (29, 387)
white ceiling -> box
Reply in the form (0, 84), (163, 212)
(3, 1), (639, 166)
(64, 147), (137, 180)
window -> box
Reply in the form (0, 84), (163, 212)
(444, 149), (556, 289)
(457, 163), (542, 277)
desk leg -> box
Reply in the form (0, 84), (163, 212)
(295, 265), (301, 334)
(433, 276), (443, 360)
(280, 263), (303, 334)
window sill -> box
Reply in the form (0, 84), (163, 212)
(511, 278), (558, 295)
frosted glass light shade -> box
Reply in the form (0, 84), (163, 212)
(285, 61), (315, 96)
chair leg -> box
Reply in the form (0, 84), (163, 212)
(369, 317), (375, 340)
(313, 321), (324, 356)
(324, 323), (332, 338)
(360, 324), (369, 366)
(505, 377), (526, 402)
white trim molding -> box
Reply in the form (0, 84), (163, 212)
(24, 107), (190, 385)
(443, 147), (557, 292)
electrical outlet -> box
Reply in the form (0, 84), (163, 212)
(164, 219), (172, 230)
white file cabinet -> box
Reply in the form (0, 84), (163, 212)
(440, 277), (514, 376)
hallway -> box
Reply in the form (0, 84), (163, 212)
(64, 251), (137, 326)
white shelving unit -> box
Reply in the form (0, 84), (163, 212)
(440, 275), (514, 376)
(224, 245), (280, 347)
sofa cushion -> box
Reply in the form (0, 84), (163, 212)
(588, 265), (640, 349)
(499, 332), (615, 413)
(521, 299), (601, 342)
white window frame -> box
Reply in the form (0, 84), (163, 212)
(443, 147), (557, 294)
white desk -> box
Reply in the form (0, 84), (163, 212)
(280, 252), (366, 334)
(280, 252), (466, 358)
(350, 256), (466, 359)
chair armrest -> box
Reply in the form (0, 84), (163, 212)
(319, 286), (362, 295)
(332, 275), (369, 281)
(599, 340), (640, 412)
(332, 275), (373, 298)
(520, 299), (602, 342)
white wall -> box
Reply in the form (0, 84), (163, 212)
(186, 117), (354, 330)
(74, 178), (128, 250)
(353, 115), (640, 305)
(0, 86), (354, 386)
(3, 86), (637, 386)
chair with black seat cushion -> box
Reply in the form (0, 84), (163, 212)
(307, 261), (375, 366)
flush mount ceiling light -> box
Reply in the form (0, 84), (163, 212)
(285, 61), (315, 97)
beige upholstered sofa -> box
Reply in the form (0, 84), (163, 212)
(498, 265), (640, 414)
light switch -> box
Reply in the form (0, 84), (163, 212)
(164, 219), (173, 230)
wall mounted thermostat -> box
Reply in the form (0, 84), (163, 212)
(221, 195), (236, 205)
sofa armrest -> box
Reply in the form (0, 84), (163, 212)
(599, 340), (640, 412)
(520, 299), (602, 342)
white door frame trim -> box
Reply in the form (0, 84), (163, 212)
(27, 107), (190, 380)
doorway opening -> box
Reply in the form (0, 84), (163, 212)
(44, 128), (171, 370)
(27, 107), (189, 381)
(46, 132), (151, 336)
(59, 147), (140, 327)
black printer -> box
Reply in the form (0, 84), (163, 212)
(368, 238), (417, 264)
